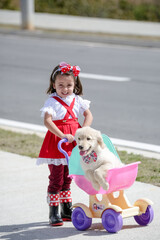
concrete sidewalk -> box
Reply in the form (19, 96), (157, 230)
(1, 9), (160, 48)
(0, 150), (159, 240)
(0, 9), (160, 37)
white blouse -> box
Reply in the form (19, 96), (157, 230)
(40, 93), (90, 120)
(37, 93), (91, 166)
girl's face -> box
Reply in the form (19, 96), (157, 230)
(53, 74), (75, 98)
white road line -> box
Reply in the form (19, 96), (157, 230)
(0, 118), (159, 154)
(80, 73), (131, 82)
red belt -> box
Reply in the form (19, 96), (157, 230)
(53, 118), (79, 126)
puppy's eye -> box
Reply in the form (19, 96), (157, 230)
(87, 137), (91, 141)
(78, 137), (81, 141)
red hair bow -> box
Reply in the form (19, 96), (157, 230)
(72, 65), (81, 77)
(59, 62), (80, 77)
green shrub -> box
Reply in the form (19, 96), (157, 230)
(0, 0), (18, 10)
(133, 3), (160, 21)
(0, 0), (160, 22)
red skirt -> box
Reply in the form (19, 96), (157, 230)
(39, 118), (81, 159)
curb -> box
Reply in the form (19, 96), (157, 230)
(1, 10), (160, 48)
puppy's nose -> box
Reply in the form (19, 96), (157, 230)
(79, 145), (83, 150)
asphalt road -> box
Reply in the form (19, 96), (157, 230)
(0, 31), (160, 145)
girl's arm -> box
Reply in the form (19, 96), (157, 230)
(44, 112), (74, 143)
(82, 109), (93, 127)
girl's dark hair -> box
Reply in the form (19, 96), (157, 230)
(46, 64), (83, 95)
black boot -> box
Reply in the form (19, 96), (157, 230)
(60, 202), (72, 221)
(49, 205), (63, 226)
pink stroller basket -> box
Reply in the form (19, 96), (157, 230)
(58, 135), (140, 195)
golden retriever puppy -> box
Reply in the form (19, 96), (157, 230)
(75, 127), (123, 191)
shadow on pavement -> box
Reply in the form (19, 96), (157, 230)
(0, 222), (82, 240)
(0, 220), (149, 239)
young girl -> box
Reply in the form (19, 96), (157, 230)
(37, 62), (93, 226)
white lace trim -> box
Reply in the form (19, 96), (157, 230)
(40, 106), (56, 118)
(36, 158), (68, 166)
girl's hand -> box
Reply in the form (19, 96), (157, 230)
(63, 134), (75, 143)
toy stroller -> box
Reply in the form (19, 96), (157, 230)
(58, 134), (154, 233)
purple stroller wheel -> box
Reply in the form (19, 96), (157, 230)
(134, 205), (154, 226)
(72, 207), (92, 231)
(102, 209), (123, 233)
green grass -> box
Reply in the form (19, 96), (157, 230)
(0, 128), (160, 187)
(0, 128), (43, 158)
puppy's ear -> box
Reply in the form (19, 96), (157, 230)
(97, 131), (105, 149)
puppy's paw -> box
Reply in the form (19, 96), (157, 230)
(92, 182), (100, 191)
(102, 182), (109, 191)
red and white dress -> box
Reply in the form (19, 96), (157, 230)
(37, 93), (90, 166)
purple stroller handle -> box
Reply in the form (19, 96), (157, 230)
(58, 138), (69, 165)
